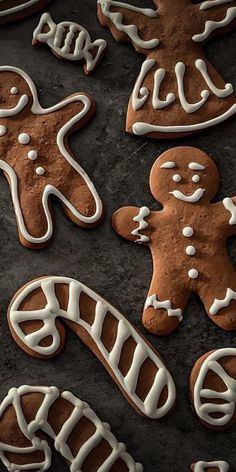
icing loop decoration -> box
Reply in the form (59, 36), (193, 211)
(112, 146), (236, 336)
(0, 385), (143, 471)
(8, 276), (176, 419)
(175, 62), (210, 114)
(0, 0), (52, 24)
(193, 461), (230, 472)
(33, 13), (107, 75)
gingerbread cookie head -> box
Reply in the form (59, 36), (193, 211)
(0, 68), (34, 116)
(150, 147), (220, 206)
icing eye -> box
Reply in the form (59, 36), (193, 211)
(192, 175), (200, 183)
(10, 87), (18, 95)
(172, 174), (181, 183)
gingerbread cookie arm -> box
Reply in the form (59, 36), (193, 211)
(97, 0), (160, 52)
(112, 206), (152, 244)
(0, 385), (143, 472)
(193, 0), (236, 43)
(222, 196), (236, 234)
(191, 461), (230, 472)
(8, 276), (176, 419)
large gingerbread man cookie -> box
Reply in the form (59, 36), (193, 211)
(112, 146), (236, 336)
(0, 0), (52, 24)
(0, 66), (103, 249)
(98, 0), (236, 139)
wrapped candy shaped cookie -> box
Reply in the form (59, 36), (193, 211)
(191, 462), (230, 472)
(0, 66), (103, 249)
(7, 276), (176, 420)
(112, 146), (236, 336)
(0, 385), (143, 471)
(98, 0), (236, 138)
(0, 0), (52, 24)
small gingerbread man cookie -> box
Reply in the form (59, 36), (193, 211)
(0, 66), (103, 249)
(191, 462), (230, 472)
(0, 0), (52, 24)
(112, 146), (236, 336)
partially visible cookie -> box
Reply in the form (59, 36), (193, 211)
(0, 0), (52, 24)
(0, 385), (143, 472)
(190, 348), (236, 430)
(191, 462), (230, 472)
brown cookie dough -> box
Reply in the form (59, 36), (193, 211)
(112, 146), (236, 336)
(98, 0), (236, 139)
(0, 385), (143, 471)
(0, 66), (103, 250)
(189, 348), (236, 430)
(0, 0), (52, 24)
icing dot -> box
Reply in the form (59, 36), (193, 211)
(140, 86), (148, 96)
(186, 245), (196, 256)
(172, 174), (181, 183)
(182, 227), (194, 238)
(36, 167), (45, 176)
(0, 125), (7, 136)
(28, 150), (38, 161)
(192, 175), (200, 183)
(18, 133), (30, 145)
(188, 268), (199, 279)
(10, 87), (18, 95)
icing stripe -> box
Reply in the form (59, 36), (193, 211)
(145, 295), (183, 321)
(194, 461), (230, 472)
(209, 288), (236, 315)
(131, 206), (150, 243)
(0, 0), (42, 17)
(193, 7), (236, 42)
(175, 62), (209, 113)
(195, 59), (233, 98)
(223, 197), (236, 224)
(200, 0), (233, 10)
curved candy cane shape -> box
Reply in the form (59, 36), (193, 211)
(0, 385), (143, 472)
(191, 348), (236, 428)
(8, 277), (176, 420)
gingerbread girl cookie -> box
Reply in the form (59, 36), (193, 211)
(0, 385), (143, 471)
(191, 462), (230, 472)
(112, 146), (236, 336)
(0, 66), (103, 249)
(98, 0), (236, 139)
(190, 348), (236, 430)
(8, 276), (176, 419)
(0, 0), (51, 24)
(33, 13), (107, 75)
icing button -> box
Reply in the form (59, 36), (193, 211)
(0, 125), (7, 137)
(10, 87), (18, 95)
(28, 150), (38, 161)
(36, 167), (45, 176)
(173, 174), (181, 183)
(182, 226), (194, 237)
(186, 245), (196, 256)
(188, 269), (199, 279)
(18, 133), (30, 145)
(192, 175), (200, 183)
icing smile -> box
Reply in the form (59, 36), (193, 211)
(170, 188), (205, 203)
(0, 94), (29, 118)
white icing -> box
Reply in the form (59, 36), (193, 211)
(194, 461), (230, 472)
(145, 294), (183, 321)
(172, 174), (181, 182)
(223, 197), (236, 225)
(193, 7), (236, 42)
(188, 269), (199, 279)
(160, 161), (176, 169)
(18, 132), (30, 145)
(182, 227), (194, 237)
(0, 385), (143, 472)
(0, 125), (7, 137)
(28, 150), (38, 160)
(10, 87), (18, 95)
(131, 206), (150, 243)
(132, 59), (155, 111)
(36, 166), (45, 176)
(170, 188), (205, 203)
(0, 0), (42, 17)
(200, 0), (233, 9)
(0, 66), (103, 244)
(189, 162), (205, 170)
(98, 0), (159, 49)
(175, 62), (209, 113)
(195, 59), (233, 98)
(132, 104), (236, 135)
(152, 68), (175, 110)
(0, 94), (28, 117)
(210, 288), (236, 315)
(186, 245), (196, 256)
(9, 276), (176, 419)
(193, 348), (236, 427)
(192, 175), (200, 183)
(33, 13), (107, 73)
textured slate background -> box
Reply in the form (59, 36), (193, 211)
(0, 1), (235, 471)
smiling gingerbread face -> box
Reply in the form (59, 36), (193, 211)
(0, 68), (33, 120)
(149, 147), (220, 206)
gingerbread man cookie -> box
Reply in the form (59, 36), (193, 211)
(33, 13), (107, 75)
(0, 0), (52, 24)
(191, 462), (230, 472)
(98, 0), (236, 139)
(190, 348), (236, 430)
(0, 66), (103, 249)
(112, 146), (236, 336)
(8, 276), (176, 419)
(0, 385), (143, 472)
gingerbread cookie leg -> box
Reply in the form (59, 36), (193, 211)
(8, 277), (176, 420)
(0, 385), (143, 471)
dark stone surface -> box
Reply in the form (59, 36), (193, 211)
(0, 1), (235, 471)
